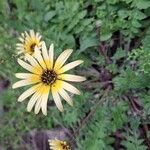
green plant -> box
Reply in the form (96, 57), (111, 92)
(0, 0), (150, 149)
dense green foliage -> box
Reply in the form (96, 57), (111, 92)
(0, 0), (150, 149)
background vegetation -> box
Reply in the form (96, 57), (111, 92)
(0, 0), (150, 149)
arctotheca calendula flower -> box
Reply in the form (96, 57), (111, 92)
(16, 30), (42, 57)
(48, 139), (71, 150)
(12, 42), (86, 115)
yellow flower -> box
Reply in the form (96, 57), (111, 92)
(16, 30), (42, 56)
(12, 42), (86, 115)
(48, 139), (71, 150)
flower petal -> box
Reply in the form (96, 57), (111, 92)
(15, 73), (40, 80)
(25, 31), (30, 38)
(57, 60), (83, 74)
(58, 88), (73, 106)
(15, 73), (33, 79)
(36, 32), (41, 40)
(41, 86), (50, 115)
(41, 42), (51, 68)
(34, 85), (50, 115)
(34, 97), (42, 114)
(25, 54), (43, 74)
(18, 37), (24, 42)
(30, 30), (35, 39)
(51, 87), (63, 112)
(49, 43), (54, 69)
(34, 47), (47, 69)
(27, 87), (43, 112)
(25, 54), (41, 68)
(17, 59), (35, 73)
(58, 74), (86, 82)
(61, 81), (81, 95)
(17, 50), (23, 54)
(12, 79), (36, 89)
(18, 83), (42, 102)
(16, 43), (23, 47)
(54, 49), (73, 71)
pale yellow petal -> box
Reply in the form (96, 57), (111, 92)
(27, 93), (40, 112)
(16, 47), (24, 50)
(16, 43), (23, 47)
(34, 88), (45, 114)
(16, 48), (24, 51)
(34, 97), (42, 114)
(15, 73), (40, 82)
(61, 81), (81, 95)
(12, 79), (35, 89)
(18, 83), (41, 102)
(41, 42), (51, 68)
(21, 32), (25, 38)
(54, 49), (73, 71)
(57, 60), (83, 74)
(25, 54), (41, 68)
(30, 74), (41, 83)
(16, 45), (23, 48)
(25, 31), (30, 38)
(27, 86), (43, 112)
(58, 88), (73, 106)
(13, 73), (40, 89)
(18, 37), (24, 42)
(17, 59), (35, 73)
(34, 47), (47, 69)
(51, 80), (63, 92)
(51, 87), (63, 112)
(34, 85), (50, 114)
(16, 46), (23, 50)
(49, 43), (54, 69)
(17, 50), (23, 54)
(15, 73), (33, 79)
(41, 86), (50, 115)
(58, 74), (86, 82)
(25, 54), (43, 74)
(30, 30), (35, 39)
(36, 32), (41, 40)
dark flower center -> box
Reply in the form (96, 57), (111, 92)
(30, 43), (36, 52)
(41, 70), (57, 85)
(61, 143), (70, 150)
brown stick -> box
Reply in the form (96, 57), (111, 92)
(142, 124), (150, 148)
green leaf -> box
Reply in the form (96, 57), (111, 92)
(100, 33), (112, 41)
(78, 10), (87, 19)
(44, 11), (56, 22)
(118, 10), (129, 18)
(79, 36), (98, 53)
(112, 48), (126, 60)
(106, 64), (118, 74)
(0, 0), (9, 17)
(133, 10), (147, 20)
(135, 0), (150, 9)
(132, 20), (141, 28)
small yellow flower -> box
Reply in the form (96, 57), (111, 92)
(48, 139), (71, 150)
(16, 30), (42, 56)
(12, 41), (86, 115)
